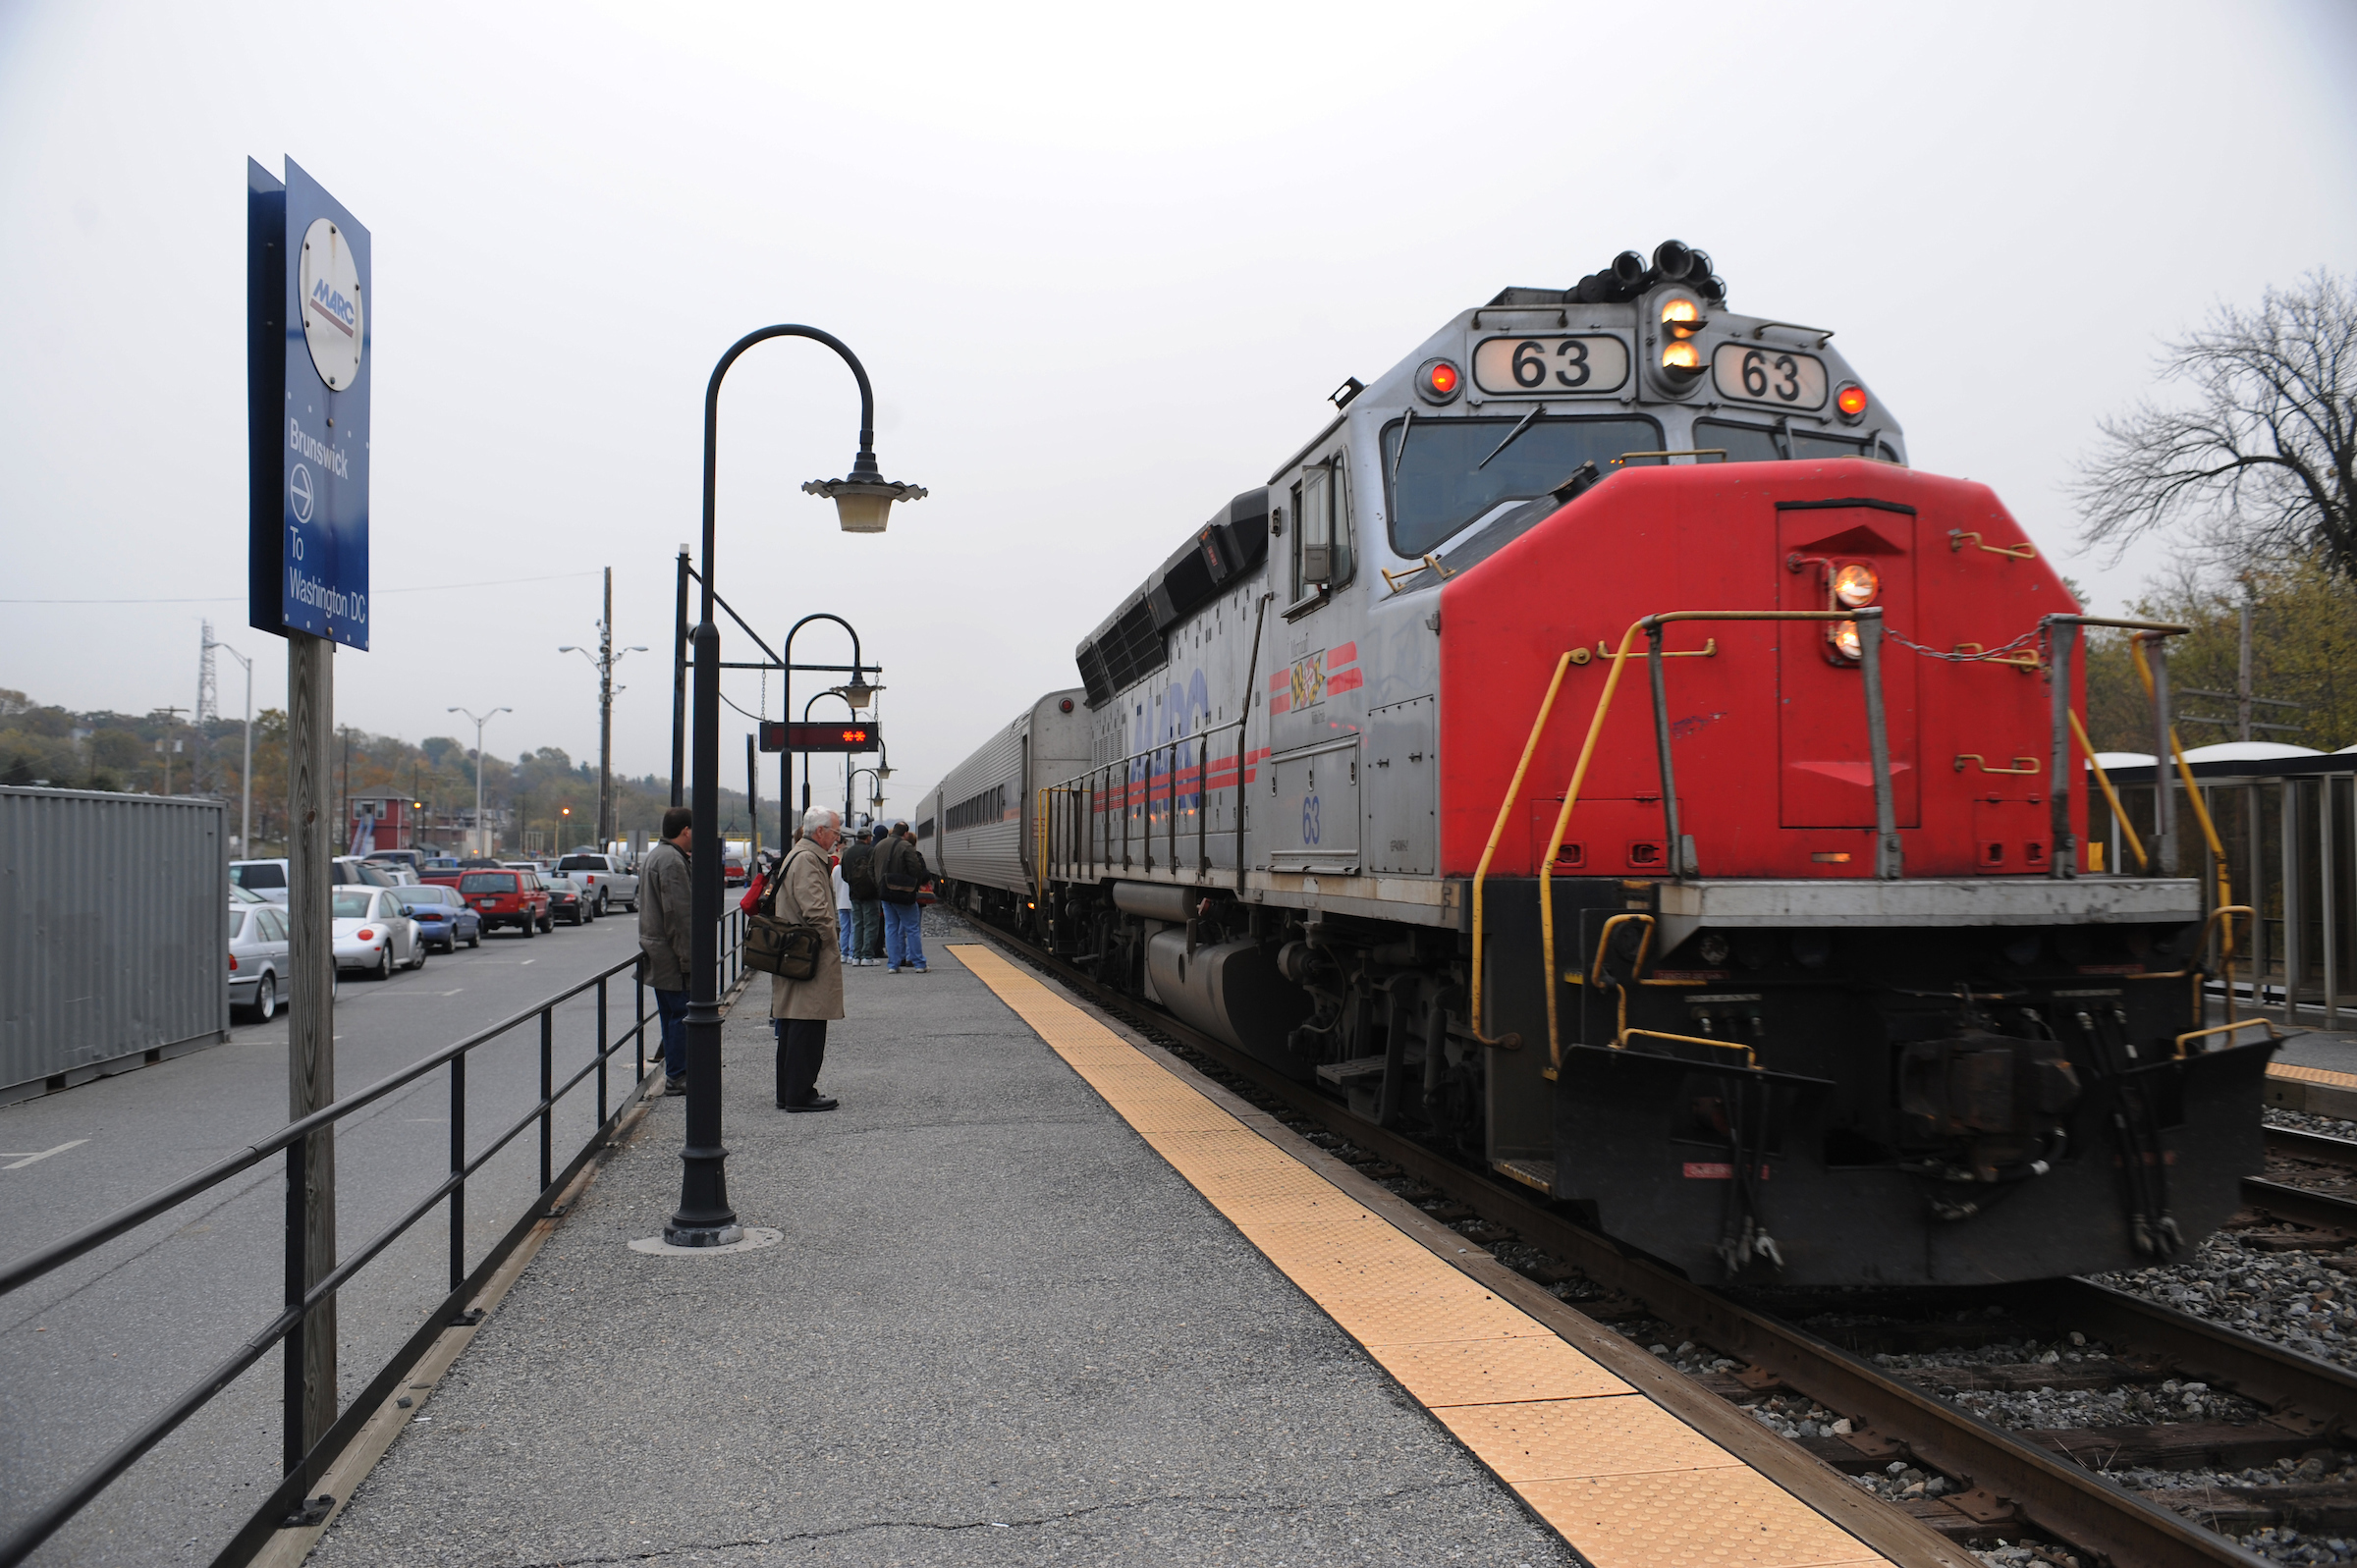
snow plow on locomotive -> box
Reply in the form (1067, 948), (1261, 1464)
(926, 242), (2278, 1289)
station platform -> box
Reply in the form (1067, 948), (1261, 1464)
(293, 928), (1912, 1568)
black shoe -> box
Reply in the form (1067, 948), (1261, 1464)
(664, 1075), (687, 1096)
(783, 1095), (839, 1112)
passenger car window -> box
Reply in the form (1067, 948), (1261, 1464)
(261, 908), (287, 942)
(233, 862), (287, 891)
(332, 891), (373, 919)
(459, 873), (514, 894)
(229, 910), (247, 939)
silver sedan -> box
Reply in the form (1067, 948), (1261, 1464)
(227, 901), (291, 1020)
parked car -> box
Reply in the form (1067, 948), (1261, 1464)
(456, 868), (551, 937)
(404, 883), (482, 951)
(723, 848), (749, 888)
(365, 849), (431, 877)
(554, 852), (639, 915)
(228, 901), (291, 1021)
(230, 859), (290, 901)
(540, 872), (594, 926)
(332, 887), (426, 978)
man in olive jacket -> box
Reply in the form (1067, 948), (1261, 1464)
(841, 824), (884, 966)
(769, 806), (846, 1110)
(636, 807), (695, 1093)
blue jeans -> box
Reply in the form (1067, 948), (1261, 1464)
(653, 988), (689, 1079)
(883, 900), (925, 969)
(839, 909), (855, 958)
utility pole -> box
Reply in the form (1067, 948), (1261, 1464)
(561, 568), (645, 855)
(153, 705), (188, 795)
(600, 568), (615, 847)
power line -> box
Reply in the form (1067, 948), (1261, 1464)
(2, 568), (608, 603)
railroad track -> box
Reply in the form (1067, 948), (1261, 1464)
(963, 915), (2357, 1568)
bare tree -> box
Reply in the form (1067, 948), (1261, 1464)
(2075, 271), (2357, 580)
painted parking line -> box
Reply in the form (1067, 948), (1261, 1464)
(4, 1140), (90, 1170)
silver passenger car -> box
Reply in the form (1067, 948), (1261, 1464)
(227, 901), (291, 1021)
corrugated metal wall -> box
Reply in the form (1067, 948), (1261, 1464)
(0, 786), (227, 1091)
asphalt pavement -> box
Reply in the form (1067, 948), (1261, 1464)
(0, 906), (654, 1568)
(304, 931), (1577, 1568)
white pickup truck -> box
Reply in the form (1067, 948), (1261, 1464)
(553, 852), (640, 916)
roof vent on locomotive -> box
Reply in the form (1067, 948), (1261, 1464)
(922, 241), (2262, 1291)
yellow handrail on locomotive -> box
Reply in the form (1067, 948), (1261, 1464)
(1468, 649), (1587, 1047)
(1379, 553), (1455, 596)
(2175, 1016), (2279, 1059)
(1948, 529), (2038, 561)
(2071, 709), (2149, 873)
(1538, 609), (1875, 1069)
(1596, 637), (1718, 661)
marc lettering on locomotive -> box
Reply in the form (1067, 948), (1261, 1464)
(921, 242), (2272, 1288)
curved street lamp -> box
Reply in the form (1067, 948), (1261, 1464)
(447, 706), (512, 856)
(672, 326), (921, 1249)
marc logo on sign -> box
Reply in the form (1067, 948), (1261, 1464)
(308, 274), (357, 337)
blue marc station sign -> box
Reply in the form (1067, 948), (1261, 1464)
(247, 157), (370, 649)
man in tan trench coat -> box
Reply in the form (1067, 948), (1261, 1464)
(771, 805), (846, 1110)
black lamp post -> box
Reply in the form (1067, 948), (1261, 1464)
(668, 326), (923, 1249)
(777, 612), (874, 822)
(801, 688), (859, 813)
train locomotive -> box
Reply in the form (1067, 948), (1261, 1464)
(921, 242), (2274, 1288)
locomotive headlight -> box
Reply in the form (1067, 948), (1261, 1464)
(1835, 382), (1870, 422)
(1832, 562), (1880, 608)
(1415, 357), (1464, 405)
(1828, 619), (1863, 662)
(1652, 295), (1707, 389)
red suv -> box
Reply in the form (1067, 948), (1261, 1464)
(457, 869), (552, 938)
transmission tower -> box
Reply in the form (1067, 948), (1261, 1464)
(195, 621), (219, 794)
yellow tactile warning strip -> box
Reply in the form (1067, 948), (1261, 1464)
(950, 944), (1891, 1568)
(2271, 1061), (2357, 1089)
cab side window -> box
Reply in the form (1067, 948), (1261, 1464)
(1288, 453), (1354, 604)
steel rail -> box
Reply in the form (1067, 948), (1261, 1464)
(2265, 1126), (2357, 1170)
(2239, 1175), (2357, 1243)
(960, 915), (2278, 1568)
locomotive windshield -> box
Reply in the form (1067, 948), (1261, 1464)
(1692, 418), (1901, 465)
(1382, 414), (1662, 557)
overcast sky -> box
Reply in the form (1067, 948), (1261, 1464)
(3, 0), (2351, 817)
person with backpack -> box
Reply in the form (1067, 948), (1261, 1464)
(876, 821), (929, 974)
(841, 823), (885, 966)
(768, 806), (845, 1111)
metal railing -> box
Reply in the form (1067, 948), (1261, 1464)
(1041, 717), (1254, 888)
(0, 907), (745, 1568)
